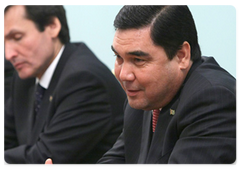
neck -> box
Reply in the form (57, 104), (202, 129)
(37, 40), (63, 79)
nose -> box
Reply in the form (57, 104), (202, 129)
(5, 41), (17, 62)
(118, 63), (135, 82)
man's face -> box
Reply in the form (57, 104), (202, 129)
(4, 5), (55, 79)
(113, 27), (185, 110)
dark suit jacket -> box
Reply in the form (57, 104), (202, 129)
(4, 43), (126, 164)
(98, 57), (236, 164)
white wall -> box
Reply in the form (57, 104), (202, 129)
(189, 5), (236, 77)
(64, 5), (236, 77)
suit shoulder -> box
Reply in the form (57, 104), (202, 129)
(182, 57), (235, 97)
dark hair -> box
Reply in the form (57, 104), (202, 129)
(5, 5), (70, 44)
(114, 5), (201, 61)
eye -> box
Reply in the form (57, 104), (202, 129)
(13, 33), (23, 41)
(134, 58), (145, 65)
(114, 54), (123, 64)
(114, 53), (120, 58)
(134, 58), (144, 62)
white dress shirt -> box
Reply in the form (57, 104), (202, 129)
(36, 45), (65, 89)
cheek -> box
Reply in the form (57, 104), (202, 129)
(26, 30), (50, 53)
(139, 69), (167, 97)
(30, 36), (52, 63)
(18, 35), (42, 60)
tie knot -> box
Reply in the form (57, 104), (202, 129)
(36, 83), (45, 97)
(153, 109), (160, 115)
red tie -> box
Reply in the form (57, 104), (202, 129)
(152, 109), (160, 132)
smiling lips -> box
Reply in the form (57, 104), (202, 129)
(121, 82), (142, 97)
(125, 89), (141, 97)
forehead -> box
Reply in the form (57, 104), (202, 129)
(4, 6), (29, 35)
(5, 5), (26, 22)
(113, 27), (154, 50)
(112, 27), (164, 57)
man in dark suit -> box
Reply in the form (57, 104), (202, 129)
(97, 6), (236, 163)
(4, 5), (126, 163)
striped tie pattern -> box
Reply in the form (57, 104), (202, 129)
(152, 109), (160, 132)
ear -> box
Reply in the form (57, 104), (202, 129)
(45, 17), (61, 39)
(176, 41), (192, 70)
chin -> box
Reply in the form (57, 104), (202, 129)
(128, 100), (147, 110)
(18, 71), (34, 80)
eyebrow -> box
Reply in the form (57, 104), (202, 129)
(128, 51), (150, 57)
(111, 45), (117, 54)
(111, 45), (150, 57)
(5, 29), (22, 39)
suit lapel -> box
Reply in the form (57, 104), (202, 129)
(146, 98), (180, 163)
(28, 83), (36, 128)
(146, 108), (174, 163)
(30, 88), (52, 143)
(47, 43), (77, 94)
(24, 80), (35, 144)
(30, 43), (78, 143)
(138, 110), (152, 163)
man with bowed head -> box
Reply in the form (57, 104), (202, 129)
(4, 5), (126, 163)
(46, 5), (236, 164)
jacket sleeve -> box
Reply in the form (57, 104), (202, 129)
(5, 72), (19, 151)
(97, 100), (129, 164)
(4, 97), (19, 151)
(97, 132), (126, 164)
(5, 70), (122, 163)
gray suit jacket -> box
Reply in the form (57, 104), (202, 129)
(98, 57), (236, 164)
(5, 43), (126, 163)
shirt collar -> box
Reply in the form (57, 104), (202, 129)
(36, 45), (65, 89)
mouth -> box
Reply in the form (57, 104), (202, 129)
(125, 89), (141, 97)
(14, 62), (25, 70)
